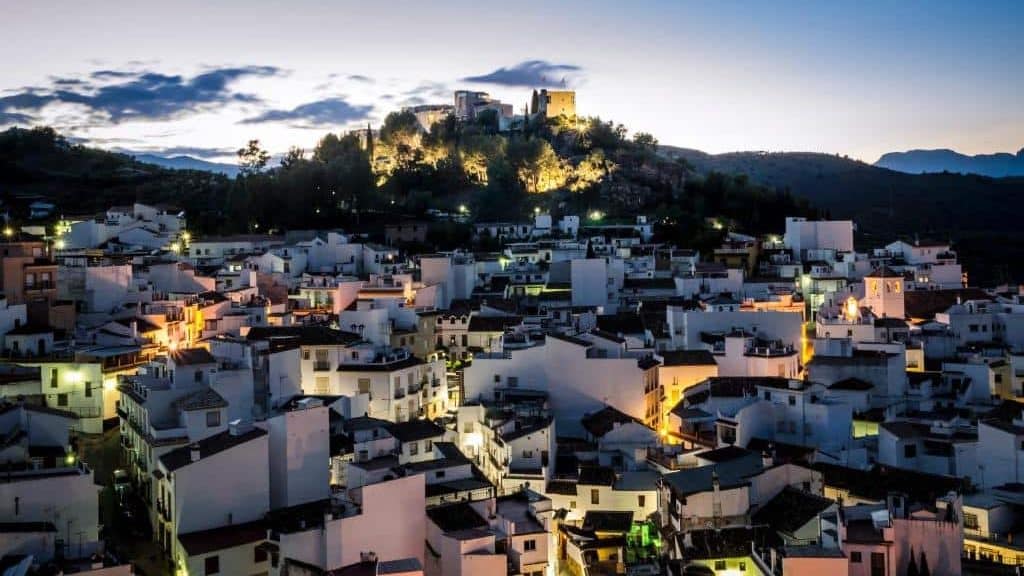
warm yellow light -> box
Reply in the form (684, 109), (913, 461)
(181, 231), (191, 242)
(55, 239), (65, 250)
(3, 228), (12, 237)
(170, 242), (181, 253)
(589, 210), (603, 221)
(103, 378), (117, 391)
(65, 453), (76, 466)
(844, 296), (860, 322)
(458, 204), (468, 214)
(66, 370), (83, 383)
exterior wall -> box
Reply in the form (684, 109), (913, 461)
(182, 540), (270, 576)
(0, 469), (101, 558)
(570, 259), (608, 308)
(464, 338), (650, 435)
(17, 362), (105, 434)
(327, 474), (426, 568)
(977, 422), (1024, 488)
(268, 405), (329, 509)
(782, 556), (847, 576)
(668, 309), (802, 352)
(784, 218), (854, 258)
(170, 434), (270, 536)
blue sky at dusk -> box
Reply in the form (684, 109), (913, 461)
(1, 0), (1021, 162)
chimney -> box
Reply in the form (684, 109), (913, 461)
(762, 448), (774, 468)
(130, 320), (138, 339)
(229, 419), (252, 436)
(190, 443), (201, 463)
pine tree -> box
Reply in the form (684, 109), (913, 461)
(531, 89), (539, 115)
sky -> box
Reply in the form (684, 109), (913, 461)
(1, 0), (1021, 163)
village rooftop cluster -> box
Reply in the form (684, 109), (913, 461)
(0, 92), (1018, 576)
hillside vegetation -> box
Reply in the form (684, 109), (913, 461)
(663, 146), (1024, 285)
(0, 119), (815, 255)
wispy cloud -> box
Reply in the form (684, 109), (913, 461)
(241, 97), (373, 128)
(148, 145), (237, 159)
(347, 74), (374, 83)
(0, 65), (284, 125)
(462, 60), (581, 87)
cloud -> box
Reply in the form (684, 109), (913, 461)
(149, 145), (237, 159)
(347, 74), (374, 83)
(462, 60), (582, 87)
(0, 111), (33, 124)
(241, 97), (373, 127)
(403, 81), (449, 100)
(0, 65), (284, 124)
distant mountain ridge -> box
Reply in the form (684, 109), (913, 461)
(875, 148), (1024, 177)
(130, 153), (240, 177)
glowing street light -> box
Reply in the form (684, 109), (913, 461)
(589, 210), (603, 221)
(458, 204), (468, 214)
(2, 227), (12, 238)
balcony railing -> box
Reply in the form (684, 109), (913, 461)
(313, 361), (332, 372)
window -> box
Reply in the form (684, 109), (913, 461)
(714, 561), (726, 571)
(435, 470), (445, 479)
(569, 500), (576, 509)
(964, 512), (979, 530)
(522, 450), (533, 459)
(788, 395), (796, 406)
(50, 368), (58, 388)
(205, 555), (220, 575)
(206, 411), (221, 428)
(194, 370), (202, 383)
(494, 374), (501, 383)
(303, 350), (311, 360)
(870, 552), (885, 576)
(904, 444), (917, 458)
(85, 382), (92, 397)
(763, 390), (771, 400)
(739, 561), (746, 571)
(524, 539), (536, 551)
(850, 552), (862, 563)
(463, 422), (475, 433)
(57, 393), (68, 406)
(358, 378), (371, 395)
(254, 545), (268, 563)
(591, 489), (599, 505)
(409, 442), (419, 456)
(638, 495), (646, 508)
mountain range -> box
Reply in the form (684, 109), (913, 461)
(129, 153), (240, 177)
(875, 148), (1024, 177)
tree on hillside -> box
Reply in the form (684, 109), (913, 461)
(508, 138), (567, 193)
(314, 132), (363, 164)
(280, 146), (305, 169)
(633, 132), (658, 152)
(237, 139), (270, 176)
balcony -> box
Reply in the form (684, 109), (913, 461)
(394, 388), (406, 399)
(313, 361), (332, 372)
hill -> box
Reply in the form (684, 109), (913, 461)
(875, 148), (1024, 178)
(0, 126), (232, 230)
(662, 146), (1024, 285)
(130, 153), (240, 178)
